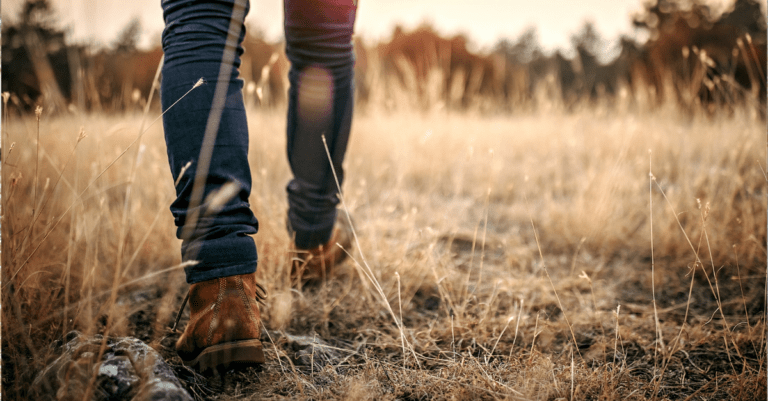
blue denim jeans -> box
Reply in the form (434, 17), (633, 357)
(161, 0), (357, 284)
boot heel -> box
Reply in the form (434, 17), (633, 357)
(186, 339), (266, 372)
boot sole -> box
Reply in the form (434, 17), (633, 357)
(182, 339), (266, 373)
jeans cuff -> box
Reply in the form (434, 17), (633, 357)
(182, 233), (258, 283)
(184, 262), (257, 284)
(293, 224), (335, 250)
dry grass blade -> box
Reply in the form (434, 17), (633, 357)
(524, 190), (582, 359)
(321, 134), (422, 368)
(649, 153), (664, 368)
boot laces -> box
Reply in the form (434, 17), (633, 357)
(171, 279), (268, 333)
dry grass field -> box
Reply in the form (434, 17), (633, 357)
(2, 100), (766, 399)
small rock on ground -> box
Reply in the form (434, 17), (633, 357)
(32, 331), (192, 401)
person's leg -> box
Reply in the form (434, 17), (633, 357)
(283, 0), (357, 250)
(161, 0), (265, 373)
(161, 0), (258, 284)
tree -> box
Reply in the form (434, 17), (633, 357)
(570, 21), (604, 60)
(632, 0), (715, 33)
(494, 26), (542, 65)
(113, 18), (142, 53)
(1, 0), (69, 111)
(719, 0), (766, 36)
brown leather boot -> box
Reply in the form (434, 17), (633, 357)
(174, 273), (267, 373)
(291, 214), (353, 284)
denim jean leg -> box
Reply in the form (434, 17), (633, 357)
(161, 0), (258, 284)
(284, 0), (357, 249)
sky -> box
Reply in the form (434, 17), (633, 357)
(1, 0), (743, 55)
